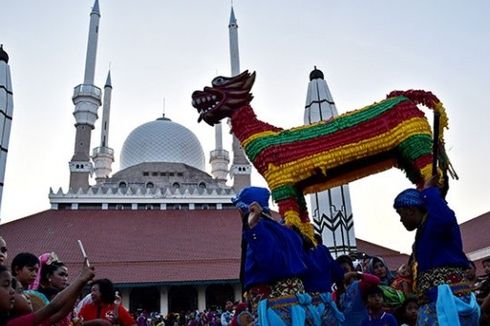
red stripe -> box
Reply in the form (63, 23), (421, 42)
(253, 101), (425, 173)
(414, 155), (432, 170)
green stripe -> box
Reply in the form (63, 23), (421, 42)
(398, 134), (433, 161)
(245, 96), (407, 161)
(271, 186), (308, 212)
(272, 185), (298, 201)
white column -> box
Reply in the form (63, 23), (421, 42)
(197, 285), (206, 312)
(84, 0), (100, 84)
(304, 68), (356, 256)
(233, 283), (242, 302)
(120, 288), (130, 308)
(160, 286), (168, 316)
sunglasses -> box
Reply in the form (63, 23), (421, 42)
(0, 247), (7, 254)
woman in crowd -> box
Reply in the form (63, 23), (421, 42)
(27, 252), (69, 311)
(0, 236), (7, 266)
(78, 278), (136, 326)
(0, 261), (94, 326)
(366, 256), (394, 286)
(27, 252), (71, 325)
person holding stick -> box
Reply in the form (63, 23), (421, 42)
(232, 186), (321, 325)
(393, 175), (479, 325)
(0, 259), (94, 326)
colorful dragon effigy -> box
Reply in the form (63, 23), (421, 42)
(191, 71), (455, 241)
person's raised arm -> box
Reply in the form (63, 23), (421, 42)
(33, 260), (94, 325)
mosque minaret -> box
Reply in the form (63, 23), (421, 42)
(0, 45), (13, 215)
(228, 7), (252, 191)
(304, 67), (357, 257)
(69, 0), (102, 191)
(92, 70), (114, 184)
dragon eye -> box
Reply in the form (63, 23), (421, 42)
(212, 77), (226, 86)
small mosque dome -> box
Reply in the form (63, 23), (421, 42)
(309, 66), (324, 81)
(120, 116), (206, 171)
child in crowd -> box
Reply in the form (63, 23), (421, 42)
(335, 255), (380, 326)
(390, 264), (413, 295)
(361, 286), (398, 326)
(464, 260), (478, 291)
(476, 257), (490, 304)
(10, 253), (40, 290)
(9, 253), (40, 319)
(0, 262), (94, 326)
(395, 297), (418, 326)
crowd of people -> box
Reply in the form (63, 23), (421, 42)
(1, 176), (490, 325)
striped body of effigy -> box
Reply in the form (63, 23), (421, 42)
(191, 71), (455, 241)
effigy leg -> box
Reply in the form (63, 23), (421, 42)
(273, 185), (315, 242)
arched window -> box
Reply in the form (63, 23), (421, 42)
(205, 284), (235, 310)
(169, 285), (197, 312)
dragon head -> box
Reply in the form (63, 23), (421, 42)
(191, 70), (256, 126)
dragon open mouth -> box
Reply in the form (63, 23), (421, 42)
(190, 70), (256, 126)
(191, 89), (223, 124)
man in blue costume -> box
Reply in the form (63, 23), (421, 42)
(393, 176), (480, 325)
(301, 234), (345, 325)
(232, 186), (318, 325)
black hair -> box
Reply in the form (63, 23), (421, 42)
(394, 296), (418, 324)
(291, 225), (314, 250)
(92, 278), (115, 304)
(0, 265), (11, 323)
(0, 265), (8, 275)
(336, 255), (354, 270)
(40, 261), (66, 286)
(11, 252), (39, 276)
(482, 257), (490, 265)
(467, 260), (476, 269)
(314, 233), (323, 245)
(362, 285), (384, 303)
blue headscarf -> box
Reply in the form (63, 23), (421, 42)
(231, 186), (270, 215)
(393, 188), (424, 209)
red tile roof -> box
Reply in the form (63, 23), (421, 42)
(0, 209), (243, 284)
(460, 211), (490, 253)
(459, 211), (490, 275)
(0, 209), (424, 285)
(355, 239), (410, 270)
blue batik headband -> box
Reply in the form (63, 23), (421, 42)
(393, 188), (424, 209)
(231, 186), (270, 215)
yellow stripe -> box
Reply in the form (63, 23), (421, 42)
(263, 117), (432, 190)
(241, 130), (278, 148)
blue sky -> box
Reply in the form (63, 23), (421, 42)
(2, 0), (489, 254)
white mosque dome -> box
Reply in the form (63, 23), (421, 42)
(120, 116), (206, 171)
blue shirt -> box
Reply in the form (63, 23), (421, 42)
(243, 218), (307, 290)
(361, 312), (398, 326)
(340, 280), (368, 326)
(302, 244), (344, 293)
(414, 187), (468, 274)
